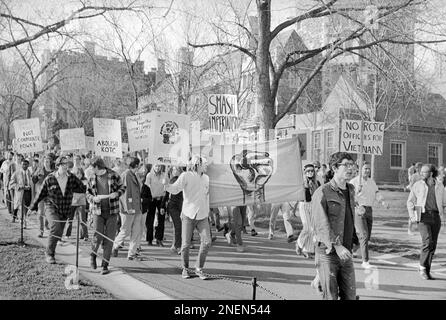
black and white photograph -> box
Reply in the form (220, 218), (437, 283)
(1, 0), (446, 310)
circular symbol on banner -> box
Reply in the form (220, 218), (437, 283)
(160, 121), (179, 144)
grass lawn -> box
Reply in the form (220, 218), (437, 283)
(0, 211), (115, 300)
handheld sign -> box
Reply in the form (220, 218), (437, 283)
(13, 118), (44, 153)
(340, 120), (384, 155)
(93, 118), (122, 158)
(126, 113), (152, 152)
(208, 94), (239, 132)
(60, 128), (86, 151)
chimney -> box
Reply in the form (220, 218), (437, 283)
(156, 58), (166, 84)
(84, 41), (96, 56)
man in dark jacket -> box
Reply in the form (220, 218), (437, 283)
(311, 152), (356, 300)
(30, 156), (86, 264)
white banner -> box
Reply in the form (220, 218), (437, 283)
(340, 120), (384, 155)
(60, 128), (86, 151)
(148, 112), (190, 165)
(195, 136), (305, 207)
(13, 118), (43, 153)
(208, 94), (239, 132)
(93, 118), (122, 158)
(126, 113), (152, 152)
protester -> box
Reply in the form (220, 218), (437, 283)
(245, 205), (258, 236)
(87, 157), (126, 275)
(407, 164), (446, 280)
(30, 156), (86, 264)
(296, 163), (320, 258)
(312, 151), (357, 300)
(145, 163), (167, 247)
(2, 151), (16, 216)
(163, 155), (211, 280)
(163, 165), (184, 255)
(349, 162), (389, 269)
(32, 155), (53, 237)
(268, 202), (298, 242)
(407, 162), (423, 235)
(72, 167), (89, 241)
(139, 164), (153, 251)
(226, 206), (248, 252)
(112, 157), (143, 260)
(313, 161), (325, 186)
(9, 158), (33, 226)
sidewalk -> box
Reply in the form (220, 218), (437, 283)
(2, 207), (446, 300)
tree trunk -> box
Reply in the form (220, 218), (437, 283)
(256, 0), (275, 139)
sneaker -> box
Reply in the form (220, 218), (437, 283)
(112, 248), (119, 257)
(251, 229), (258, 236)
(101, 266), (110, 275)
(419, 268), (429, 280)
(45, 253), (56, 264)
(268, 233), (274, 240)
(242, 226), (248, 234)
(84, 238), (89, 242)
(137, 246), (142, 253)
(287, 234), (298, 243)
(361, 261), (372, 269)
(195, 268), (210, 280)
(156, 240), (164, 247)
(211, 236), (217, 242)
(225, 233), (232, 244)
(236, 245), (244, 252)
(127, 255), (135, 261)
(217, 225), (224, 232)
(170, 246), (178, 254)
(182, 268), (192, 279)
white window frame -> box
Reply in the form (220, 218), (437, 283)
(427, 143), (443, 167)
(324, 128), (335, 163)
(390, 140), (406, 169)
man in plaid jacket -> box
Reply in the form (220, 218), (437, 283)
(30, 156), (86, 264)
(86, 157), (126, 275)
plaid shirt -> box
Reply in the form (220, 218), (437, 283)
(31, 172), (86, 219)
(86, 168), (126, 216)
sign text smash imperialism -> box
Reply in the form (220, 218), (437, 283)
(340, 120), (384, 155)
(13, 118), (43, 153)
(208, 94), (238, 132)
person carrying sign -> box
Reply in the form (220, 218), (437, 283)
(29, 156), (86, 264)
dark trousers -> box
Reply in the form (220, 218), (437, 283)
(315, 244), (356, 300)
(13, 189), (32, 219)
(146, 198), (165, 242)
(6, 189), (14, 215)
(65, 207), (76, 237)
(76, 205), (88, 239)
(91, 212), (118, 265)
(168, 204), (182, 249)
(46, 207), (67, 257)
(354, 206), (373, 262)
(419, 212), (441, 272)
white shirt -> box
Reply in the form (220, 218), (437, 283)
(165, 171), (209, 220)
(55, 171), (68, 196)
(145, 171), (166, 198)
(350, 176), (381, 206)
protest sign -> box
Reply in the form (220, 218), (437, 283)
(148, 112), (190, 165)
(199, 136), (304, 207)
(93, 118), (122, 158)
(208, 94), (238, 132)
(60, 128), (86, 151)
(126, 113), (152, 152)
(340, 120), (384, 155)
(13, 118), (43, 153)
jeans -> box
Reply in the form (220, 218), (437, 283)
(354, 206), (373, 262)
(64, 207), (76, 237)
(168, 204), (182, 249)
(315, 244), (356, 300)
(46, 207), (67, 257)
(38, 201), (49, 233)
(181, 215), (212, 270)
(227, 206), (245, 246)
(76, 205), (88, 239)
(297, 202), (315, 253)
(113, 213), (143, 257)
(146, 198), (165, 242)
(418, 212), (441, 272)
(6, 189), (14, 215)
(91, 212), (118, 265)
(269, 202), (295, 237)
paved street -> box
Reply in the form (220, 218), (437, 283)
(2, 198), (446, 300)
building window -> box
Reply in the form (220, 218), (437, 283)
(324, 129), (335, 163)
(313, 131), (321, 162)
(390, 140), (406, 169)
(427, 143), (442, 167)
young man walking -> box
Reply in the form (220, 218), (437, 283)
(311, 152), (357, 300)
(87, 157), (126, 275)
(30, 156), (86, 264)
(9, 158), (33, 226)
(407, 164), (446, 280)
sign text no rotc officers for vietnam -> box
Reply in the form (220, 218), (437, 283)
(340, 119), (384, 155)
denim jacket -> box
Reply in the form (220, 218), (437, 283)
(311, 179), (356, 254)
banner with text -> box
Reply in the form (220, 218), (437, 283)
(60, 128), (86, 151)
(208, 94), (238, 132)
(197, 136), (305, 207)
(13, 118), (43, 153)
(126, 113), (152, 152)
(340, 120), (384, 155)
(93, 118), (122, 158)
(148, 112), (190, 165)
